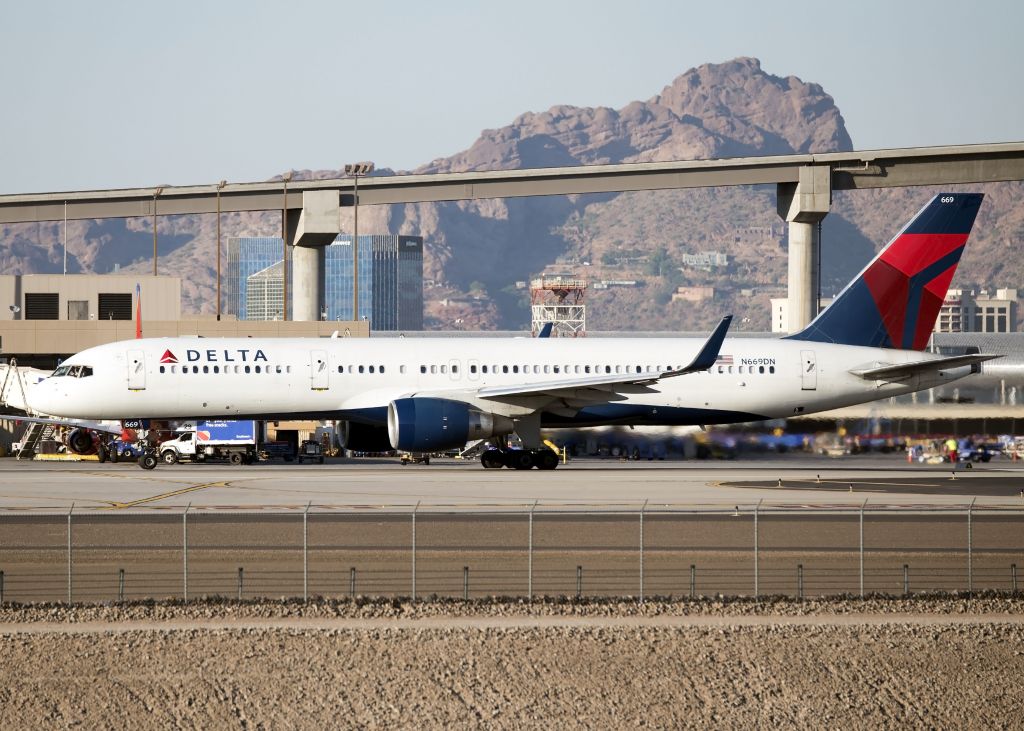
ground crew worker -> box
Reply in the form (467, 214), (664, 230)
(946, 437), (958, 464)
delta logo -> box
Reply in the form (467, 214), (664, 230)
(159, 350), (178, 364)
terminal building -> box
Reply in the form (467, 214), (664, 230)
(771, 287), (1020, 335)
(227, 235), (424, 330)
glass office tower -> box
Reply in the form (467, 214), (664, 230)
(226, 235), (422, 329)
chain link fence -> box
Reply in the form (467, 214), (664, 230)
(1, 503), (1022, 604)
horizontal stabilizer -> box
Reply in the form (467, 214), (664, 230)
(851, 353), (1000, 381)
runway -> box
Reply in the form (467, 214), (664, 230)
(0, 455), (1023, 511)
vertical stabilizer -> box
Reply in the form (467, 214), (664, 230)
(787, 193), (983, 350)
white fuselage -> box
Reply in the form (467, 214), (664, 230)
(26, 336), (972, 428)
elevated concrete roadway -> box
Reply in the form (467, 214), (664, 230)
(2, 142), (1023, 223)
(2, 142), (1022, 327)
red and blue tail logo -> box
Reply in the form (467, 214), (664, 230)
(789, 193), (983, 350)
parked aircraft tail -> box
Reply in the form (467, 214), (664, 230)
(787, 193), (983, 350)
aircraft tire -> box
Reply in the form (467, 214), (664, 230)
(110, 449), (119, 464)
(510, 451), (535, 470)
(535, 450), (559, 470)
(161, 450), (178, 465)
(480, 450), (505, 469)
(229, 452), (244, 466)
(139, 454), (158, 471)
(97, 445), (108, 463)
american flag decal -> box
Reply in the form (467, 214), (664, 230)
(715, 354), (734, 365)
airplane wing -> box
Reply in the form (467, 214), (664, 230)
(10, 415), (124, 435)
(474, 315), (732, 409)
(851, 353), (1001, 382)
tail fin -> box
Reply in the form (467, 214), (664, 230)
(787, 193), (983, 350)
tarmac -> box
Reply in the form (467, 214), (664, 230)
(0, 453), (1022, 511)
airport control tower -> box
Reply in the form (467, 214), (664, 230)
(530, 275), (587, 337)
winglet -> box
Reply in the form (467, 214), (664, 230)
(671, 315), (733, 375)
(537, 322), (553, 338)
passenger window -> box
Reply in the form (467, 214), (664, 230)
(380, 365), (385, 374)
(615, 365), (622, 374)
(441, 365), (447, 374)
(286, 366), (291, 373)
(214, 365), (220, 374)
(769, 366), (775, 374)
(585, 366), (591, 374)
(759, 366), (765, 374)
(717, 366), (724, 374)
(203, 365), (209, 374)
(544, 365), (550, 374)
(193, 366), (199, 374)
(420, 365), (426, 374)
(244, 365), (251, 374)
(452, 365), (458, 373)
(400, 365), (406, 374)
(159, 366), (165, 374)
(275, 365), (282, 374)
(430, 365), (437, 374)
(359, 365), (365, 374)
(368, 365), (375, 374)
(254, 365), (261, 374)
(481, 365), (488, 374)
(502, 365), (509, 374)
(470, 364), (477, 374)
(513, 365), (519, 374)
(337, 366), (343, 373)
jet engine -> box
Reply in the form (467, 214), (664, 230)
(387, 398), (513, 452)
(65, 428), (99, 455)
(339, 421), (393, 453)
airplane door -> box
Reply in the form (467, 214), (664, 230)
(310, 350), (329, 390)
(800, 350), (817, 390)
(127, 349), (146, 390)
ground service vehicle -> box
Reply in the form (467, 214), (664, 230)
(296, 439), (324, 464)
(158, 420), (258, 465)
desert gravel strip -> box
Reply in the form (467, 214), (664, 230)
(2, 611), (1024, 635)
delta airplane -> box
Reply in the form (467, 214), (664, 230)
(27, 193), (996, 470)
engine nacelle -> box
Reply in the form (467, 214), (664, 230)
(339, 421), (393, 453)
(65, 428), (98, 455)
(387, 398), (514, 452)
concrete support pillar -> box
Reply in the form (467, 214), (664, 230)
(778, 166), (831, 333)
(290, 190), (341, 322)
(292, 245), (325, 321)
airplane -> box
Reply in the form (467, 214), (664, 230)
(25, 193), (996, 470)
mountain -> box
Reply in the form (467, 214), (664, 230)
(1, 58), (1019, 331)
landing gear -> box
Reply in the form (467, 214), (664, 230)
(479, 448), (559, 470)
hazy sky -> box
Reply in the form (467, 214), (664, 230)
(1, 0), (1020, 194)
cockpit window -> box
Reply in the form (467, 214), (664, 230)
(51, 365), (94, 378)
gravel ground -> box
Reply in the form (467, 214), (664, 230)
(1, 597), (1022, 729)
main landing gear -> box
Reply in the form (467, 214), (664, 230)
(480, 448), (559, 470)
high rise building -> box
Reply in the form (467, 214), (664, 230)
(226, 235), (423, 329)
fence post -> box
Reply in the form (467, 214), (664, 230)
(639, 499), (647, 603)
(689, 564), (695, 599)
(859, 500), (867, 599)
(576, 565), (582, 599)
(903, 564), (909, 596)
(238, 567), (243, 600)
(411, 501), (419, 600)
(118, 568), (125, 602)
(67, 503), (74, 604)
(753, 500), (761, 599)
(303, 501), (311, 602)
(1012, 564), (1018, 594)
(183, 503), (190, 602)
(350, 567), (356, 599)
(967, 498), (975, 596)
(528, 500), (537, 600)
(463, 566), (469, 600)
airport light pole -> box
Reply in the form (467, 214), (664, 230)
(152, 187), (163, 276)
(216, 180), (226, 320)
(281, 172), (292, 321)
(344, 162), (374, 322)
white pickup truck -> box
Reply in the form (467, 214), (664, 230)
(158, 420), (258, 465)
